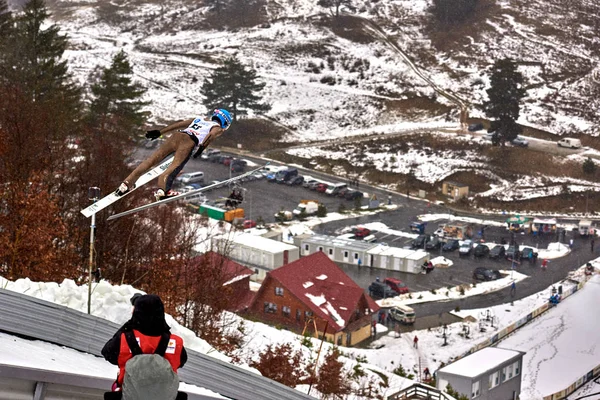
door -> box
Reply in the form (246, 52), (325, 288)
(343, 250), (349, 263)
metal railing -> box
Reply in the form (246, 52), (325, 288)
(388, 383), (455, 400)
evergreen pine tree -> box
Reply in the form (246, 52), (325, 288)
(583, 157), (596, 174)
(89, 50), (149, 134)
(483, 58), (526, 145)
(431, 0), (478, 24)
(4, 0), (80, 108)
(201, 57), (270, 120)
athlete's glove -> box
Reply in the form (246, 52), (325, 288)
(145, 130), (161, 140)
(193, 145), (205, 159)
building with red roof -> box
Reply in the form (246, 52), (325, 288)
(246, 251), (379, 346)
(191, 251), (255, 312)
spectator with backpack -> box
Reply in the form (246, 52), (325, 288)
(102, 294), (188, 400)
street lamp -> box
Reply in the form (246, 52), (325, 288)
(87, 187), (100, 315)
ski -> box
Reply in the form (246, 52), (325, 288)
(107, 162), (269, 221)
(80, 156), (175, 218)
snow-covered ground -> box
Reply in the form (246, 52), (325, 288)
(501, 274), (600, 400)
(2, 259), (598, 399)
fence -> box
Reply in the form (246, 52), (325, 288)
(388, 383), (455, 400)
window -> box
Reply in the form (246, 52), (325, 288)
(354, 253), (359, 260)
(296, 309), (301, 321)
(513, 360), (520, 376)
(304, 244), (309, 251)
(318, 246), (323, 252)
(263, 302), (277, 313)
(328, 248), (333, 255)
(282, 306), (291, 317)
(472, 380), (480, 398)
(489, 371), (499, 389)
(275, 287), (284, 296)
(337, 335), (342, 345)
(305, 311), (313, 318)
(344, 251), (349, 258)
(502, 364), (514, 382)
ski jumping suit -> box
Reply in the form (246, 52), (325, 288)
(123, 118), (219, 193)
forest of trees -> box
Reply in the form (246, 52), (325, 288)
(0, 0), (258, 353)
(0, 2), (362, 397)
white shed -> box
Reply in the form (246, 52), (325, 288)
(366, 246), (429, 274)
(214, 233), (299, 282)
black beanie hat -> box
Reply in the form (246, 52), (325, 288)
(130, 294), (170, 336)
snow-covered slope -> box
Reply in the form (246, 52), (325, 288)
(22, 0), (600, 140)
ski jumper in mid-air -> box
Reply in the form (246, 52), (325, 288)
(116, 109), (232, 201)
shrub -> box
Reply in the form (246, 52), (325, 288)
(320, 75), (336, 85)
(583, 157), (596, 174)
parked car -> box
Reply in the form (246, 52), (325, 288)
(483, 132), (497, 142)
(352, 227), (371, 238)
(368, 281), (397, 299)
(345, 190), (363, 201)
(389, 305), (416, 325)
(468, 123), (484, 132)
(473, 243), (490, 257)
(425, 236), (441, 250)
(242, 219), (257, 229)
(473, 267), (496, 281)
(286, 175), (304, 186)
(511, 136), (529, 147)
(337, 187), (350, 197)
(308, 181), (321, 190)
(223, 157), (235, 166)
(275, 168), (298, 183)
(506, 245), (521, 260)
(557, 138), (582, 149)
(459, 240), (473, 256)
(316, 183), (328, 193)
(201, 149), (220, 160)
(176, 171), (204, 185)
(384, 278), (410, 294)
(521, 247), (538, 261)
(412, 234), (431, 249)
(326, 183), (347, 196)
(266, 172), (278, 182)
(489, 245), (506, 259)
(303, 178), (318, 188)
(230, 163), (245, 173)
(443, 239), (460, 252)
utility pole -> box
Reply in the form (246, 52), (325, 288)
(87, 187), (101, 315)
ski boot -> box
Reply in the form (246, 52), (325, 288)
(154, 189), (181, 202)
(115, 181), (134, 196)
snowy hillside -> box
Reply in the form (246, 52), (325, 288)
(20, 0), (600, 141)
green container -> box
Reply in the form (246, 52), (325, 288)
(199, 204), (226, 220)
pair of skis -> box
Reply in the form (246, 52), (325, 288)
(80, 158), (268, 221)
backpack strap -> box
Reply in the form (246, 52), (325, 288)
(124, 331), (143, 356)
(125, 331), (170, 356)
(154, 332), (171, 356)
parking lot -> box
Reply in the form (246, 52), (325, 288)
(135, 146), (597, 318)
(135, 147), (368, 223)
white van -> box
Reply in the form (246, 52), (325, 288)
(325, 182), (347, 195)
(178, 171), (204, 184)
(389, 305), (416, 325)
(557, 138), (582, 149)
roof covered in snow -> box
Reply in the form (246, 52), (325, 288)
(221, 232), (298, 253)
(438, 347), (524, 378)
(301, 234), (378, 251)
(267, 252), (379, 331)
